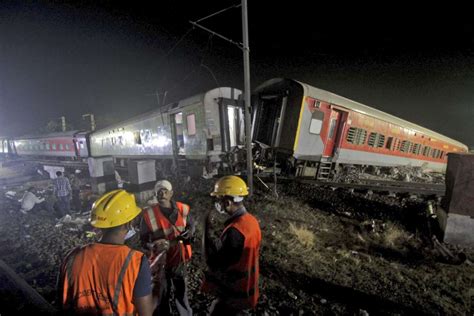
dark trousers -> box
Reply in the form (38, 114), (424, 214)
(56, 195), (70, 217)
(71, 189), (81, 211)
(154, 268), (192, 316)
(32, 201), (54, 213)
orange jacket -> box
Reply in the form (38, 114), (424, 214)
(202, 212), (262, 309)
(142, 202), (192, 267)
(60, 243), (144, 315)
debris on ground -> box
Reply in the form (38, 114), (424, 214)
(0, 172), (472, 315)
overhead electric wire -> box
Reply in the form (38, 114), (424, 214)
(195, 3), (241, 23)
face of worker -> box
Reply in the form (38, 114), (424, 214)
(157, 189), (173, 202)
(214, 197), (232, 215)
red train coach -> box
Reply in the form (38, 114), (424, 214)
(13, 131), (90, 160)
(252, 78), (468, 179)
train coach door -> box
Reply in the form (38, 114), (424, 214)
(323, 109), (347, 158)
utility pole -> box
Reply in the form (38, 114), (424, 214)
(241, 0), (253, 195)
(82, 113), (96, 131)
(190, 2), (254, 195)
(60, 116), (66, 132)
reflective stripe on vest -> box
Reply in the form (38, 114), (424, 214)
(144, 203), (189, 238)
(112, 250), (135, 311)
(143, 202), (192, 266)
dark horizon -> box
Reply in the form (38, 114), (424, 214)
(1, 2), (473, 147)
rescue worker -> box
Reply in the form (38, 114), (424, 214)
(140, 179), (194, 316)
(202, 175), (262, 315)
(58, 190), (153, 315)
(68, 170), (82, 212)
(19, 186), (53, 214)
(53, 171), (72, 216)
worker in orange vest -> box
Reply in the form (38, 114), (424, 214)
(58, 189), (153, 315)
(140, 179), (194, 316)
(202, 175), (262, 315)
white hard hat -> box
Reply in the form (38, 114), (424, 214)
(154, 180), (172, 192)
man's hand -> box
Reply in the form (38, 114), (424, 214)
(148, 239), (170, 254)
(176, 229), (192, 245)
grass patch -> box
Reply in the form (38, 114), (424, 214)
(288, 222), (315, 249)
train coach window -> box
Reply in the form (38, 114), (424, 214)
(309, 111), (324, 134)
(134, 131), (142, 145)
(377, 135), (385, 148)
(346, 127), (367, 145)
(368, 133), (377, 147)
(412, 143), (422, 155)
(52, 144), (57, 150)
(46, 144), (50, 150)
(65, 144), (70, 150)
(187, 114), (196, 136)
(422, 146), (431, 156)
(400, 140), (411, 153)
(369, 133), (386, 148)
(59, 144), (64, 150)
(346, 127), (356, 143)
(358, 129), (367, 145)
(386, 137), (393, 150)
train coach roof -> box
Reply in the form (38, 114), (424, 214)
(256, 78), (467, 150)
(13, 130), (86, 140)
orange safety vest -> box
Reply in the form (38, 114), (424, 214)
(202, 212), (262, 309)
(60, 243), (144, 316)
(142, 202), (192, 267)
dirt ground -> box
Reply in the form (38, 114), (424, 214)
(0, 170), (473, 315)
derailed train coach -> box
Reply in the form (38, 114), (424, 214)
(12, 131), (90, 159)
(89, 87), (243, 176)
(252, 78), (468, 179)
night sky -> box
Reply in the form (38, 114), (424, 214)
(1, 2), (473, 147)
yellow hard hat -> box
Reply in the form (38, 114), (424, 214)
(211, 175), (249, 197)
(90, 190), (141, 228)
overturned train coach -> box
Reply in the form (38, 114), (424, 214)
(252, 78), (468, 179)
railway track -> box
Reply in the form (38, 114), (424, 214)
(259, 175), (445, 196)
(5, 158), (445, 195)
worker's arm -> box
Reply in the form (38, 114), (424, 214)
(139, 216), (151, 248)
(66, 178), (72, 194)
(133, 256), (153, 316)
(185, 212), (196, 237)
(206, 227), (244, 271)
(33, 194), (45, 204)
(134, 294), (153, 316)
(52, 180), (57, 196)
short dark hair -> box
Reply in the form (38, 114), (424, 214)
(56, 171), (62, 177)
(101, 222), (128, 235)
